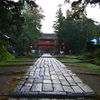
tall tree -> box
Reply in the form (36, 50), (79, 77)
(0, 0), (38, 36)
(53, 4), (65, 32)
(65, 0), (100, 9)
(53, 4), (65, 52)
(93, 24), (100, 38)
(64, 0), (100, 20)
(53, 5), (96, 54)
(0, 0), (44, 55)
(16, 3), (44, 55)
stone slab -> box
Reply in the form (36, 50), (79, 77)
(53, 84), (63, 92)
(31, 83), (42, 92)
(43, 84), (53, 92)
(20, 86), (31, 92)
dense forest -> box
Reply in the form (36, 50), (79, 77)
(0, 0), (44, 59)
(53, 4), (100, 54)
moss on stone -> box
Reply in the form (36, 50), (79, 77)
(0, 47), (14, 61)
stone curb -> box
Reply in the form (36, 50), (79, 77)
(41, 57), (54, 58)
(0, 92), (96, 98)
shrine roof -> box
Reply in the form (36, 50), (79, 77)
(0, 31), (17, 45)
(39, 33), (56, 40)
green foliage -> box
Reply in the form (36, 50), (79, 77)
(33, 50), (39, 55)
(0, 7), (12, 32)
(53, 5), (98, 54)
(93, 49), (100, 59)
(79, 42), (100, 65)
(0, 39), (8, 47)
(75, 63), (100, 71)
(79, 52), (94, 60)
(81, 41), (100, 60)
(65, 0), (100, 20)
(93, 59), (100, 65)
(0, 47), (14, 61)
(57, 57), (80, 62)
(93, 25), (100, 38)
(0, 2), (44, 55)
(85, 41), (96, 52)
(15, 5), (44, 55)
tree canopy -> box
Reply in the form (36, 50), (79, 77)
(0, 0), (44, 55)
(53, 4), (100, 54)
(65, 0), (100, 8)
(64, 0), (100, 20)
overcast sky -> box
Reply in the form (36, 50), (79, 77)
(14, 0), (100, 33)
(35, 0), (100, 33)
(36, 0), (70, 33)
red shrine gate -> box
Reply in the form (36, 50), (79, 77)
(38, 34), (56, 55)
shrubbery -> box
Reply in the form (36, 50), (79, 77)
(0, 47), (14, 61)
(93, 49), (100, 59)
(79, 41), (100, 65)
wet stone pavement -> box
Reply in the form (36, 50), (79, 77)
(8, 54), (96, 100)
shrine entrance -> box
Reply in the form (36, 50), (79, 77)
(38, 34), (56, 55)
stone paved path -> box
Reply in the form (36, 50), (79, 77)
(8, 54), (96, 100)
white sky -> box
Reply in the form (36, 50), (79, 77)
(36, 0), (71, 33)
(86, 4), (100, 23)
(14, 0), (100, 33)
(36, 0), (100, 33)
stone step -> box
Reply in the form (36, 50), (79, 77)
(8, 91), (96, 97)
(0, 91), (96, 100)
(7, 97), (97, 100)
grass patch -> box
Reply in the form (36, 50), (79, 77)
(8, 57), (33, 61)
(57, 57), (80, 62)
(56, 55), (100, 71)
(0, 57), (34, 62)
(0, 71), (26, 75)
(0, 63), (33, 68)
(74, 63), (100, 71)
(66, 55), (79, 59)
(0, 57), (34, 68)
(93, 59), (100, 65)
(0, 66), (29, 75)
(0, 61), (19, 65)
(0, 57), (34, 63)
(53, 55), (64, 57)
(0, 47), (14, 61)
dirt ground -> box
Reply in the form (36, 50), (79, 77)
(65, 63), (100, 96)
(0, 60), (34, 100)
(0, 74), (24, 100)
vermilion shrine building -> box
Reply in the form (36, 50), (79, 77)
(38, 34), (56, 55)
